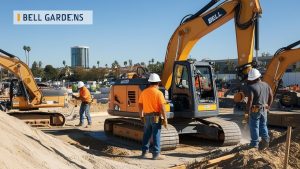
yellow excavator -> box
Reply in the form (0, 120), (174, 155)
(263, 41), (300, 127)
(105, 0), (263, 150)
(0, 49), (66, 127)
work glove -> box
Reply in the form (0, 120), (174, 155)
(162, 118), (168, 130)
(242, 112), (249, 124)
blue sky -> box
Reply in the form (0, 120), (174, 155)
(0, 0), (299, 68)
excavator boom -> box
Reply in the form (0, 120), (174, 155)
(263, 41), (300, 93)
(162, 0), (261, 90)
(0, 49), (42, 106)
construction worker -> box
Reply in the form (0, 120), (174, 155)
(195, 70), (211, 91)
(73, 81), (92, 127)
(138, 73), (168, 160)
(246, 68), (273, 150)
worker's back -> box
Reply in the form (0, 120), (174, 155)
(248, 81), (270, 106)
(139, 86), (165, 113)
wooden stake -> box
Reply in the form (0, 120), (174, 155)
(283, 126), (292, 169)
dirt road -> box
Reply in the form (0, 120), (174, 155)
(43, 108), (246, 169)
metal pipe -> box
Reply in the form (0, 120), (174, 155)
(255, 17), (259, 60)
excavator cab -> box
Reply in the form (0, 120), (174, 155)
(171, 60), (218, 118)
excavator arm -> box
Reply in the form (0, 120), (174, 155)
(0, 49), (66, 127)
(0, 49), (42, 106)
(161, 0), (262, 90)
(263, 40), (300, 93)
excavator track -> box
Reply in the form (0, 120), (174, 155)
(104, 118), (179, 150)
(197, 117), (241, 146)
(8, 112), (65, 127)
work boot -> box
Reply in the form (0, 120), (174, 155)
(152, 154), (165, 160)
(75, 123), (84, 127)
(140, 151), (149, 159)
(259, 139), (269, 151)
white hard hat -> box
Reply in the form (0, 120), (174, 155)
(77, 81), (85, 88)
(248, 68), (261, 81)
(148, 73), (161, 82)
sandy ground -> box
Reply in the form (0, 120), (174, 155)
(41, 107), (248, 169)
(3, 101), (299, 169)
(191, 128), (300, 169)
(44, 105), (300, 169)
(0, 111), (140, 169)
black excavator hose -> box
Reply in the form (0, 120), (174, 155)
(181, 0), (220, 24)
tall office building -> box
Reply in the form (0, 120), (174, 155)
(71, 46), (89, 68)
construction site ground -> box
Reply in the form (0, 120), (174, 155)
(39, 106), (300, 169)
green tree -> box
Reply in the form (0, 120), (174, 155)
(44, 65), (58, 81)
(147, 61), (163, 74)
(111, 60), (119, 68)
(63, 60), (66, 67)
(225, 60), (235, 73)
(68, 67), (85, 82)
(124, 61), (127, 67)
(97, 61), (100, 68)
(31, 61), (44, 78)
(129, 59), (132, 66)
(38, 61), (42, 68)
(214, 63), (220, 73)
(23, 46), (27, 65)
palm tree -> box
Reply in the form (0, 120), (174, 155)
(97, 61), (100, 68)
(151, 58), (155, 64)
(23, 46), (28, 65)
(26, 46), (31, 66)
(105, 64), (108, 68)
(63, 60), (66, 67)
(38, 61), (42, 68)
(111, 60), (119, 68)
(128, 59), (132, 66)
(124, 61), (127, 67)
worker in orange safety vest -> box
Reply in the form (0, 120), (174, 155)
(72, 81), (92, 127)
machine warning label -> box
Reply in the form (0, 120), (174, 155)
(202, 8), (226, 26)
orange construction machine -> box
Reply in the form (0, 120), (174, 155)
(104, 0), (265, 150)
(0, 49), (66, 127)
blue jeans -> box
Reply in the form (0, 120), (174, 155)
(142, 115), (161, 155)
(79, 103), (92, 124)
(249, 109), (269, 147)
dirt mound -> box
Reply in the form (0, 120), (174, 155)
(0, 112), (138, 169)
(218, 129), (300, 169)
(103, 146), (132, 156)
(192, 129), (300, 169)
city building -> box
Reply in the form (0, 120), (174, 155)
(71, 46), (89, 68)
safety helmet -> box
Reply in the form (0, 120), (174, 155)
(77, 81), (85, 88)
(248, 68), (261, 81)
(148, 73), (161, 82)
